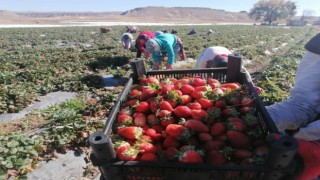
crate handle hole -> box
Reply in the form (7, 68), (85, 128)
(282, 154), (288, 158)
(94, 136), (102, 141)
(283, 140), (292, 147)
(276, 165), (283, 168)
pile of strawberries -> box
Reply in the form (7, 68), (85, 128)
(113, 76), (269, 166)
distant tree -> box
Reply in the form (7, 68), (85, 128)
(249, 0), (297, 24)
(300, 9), (315, 21)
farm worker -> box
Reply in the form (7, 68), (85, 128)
(265, 33), (320, 179)
(187, 28), (197, 35)
(126, 26), (138, 33)
(135, 31), (155, 58)
(154, 31), (164, 37)
(195, 46), (231, 68)
(120, 33), (134, 50)
(145, 33), (186, 70)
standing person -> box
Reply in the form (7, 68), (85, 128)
(145, 33), (185, 70)
(135, 31), (155, 58)
(265, 33), (320, 180)
(120, 33), (134, 50)
(195, 46), (232, 68)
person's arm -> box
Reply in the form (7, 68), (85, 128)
(294, 120), (320, 141)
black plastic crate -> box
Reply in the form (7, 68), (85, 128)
(89, 55), (298, 180)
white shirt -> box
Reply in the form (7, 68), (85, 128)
(195, 46), (232, 69)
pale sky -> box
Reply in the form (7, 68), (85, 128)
(1, 0), (319, 16)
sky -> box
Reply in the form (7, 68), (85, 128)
(1, 0), (319, 16)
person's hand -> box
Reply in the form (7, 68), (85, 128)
(268, 134), (320, 180)
(253, 85), (263, 95)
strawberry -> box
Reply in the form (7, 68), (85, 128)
(214, 134), (228, 142)
(117, 126), (143, 140)
(157, 109), (171, 118)
(124, 99), (139, 107)
(117, 114), (133, 126)
(191, 77), (207, 87)
(191, 88), (204, 99)
(197, 97), (213, 109)
(135, 101), (149, 113)
(211, 88), (224, 96)
(178, 150), (204, 164)
(226, 121), (246, 132)
(204, 140), (225, 151)
(161, 84), (174, 94)
(220, 83), (240, 90)
(145, 128), (157, 138)
(210, 122), (226, 136)
(114, 140), (130, 151)
(164, 147), (179, 161)
(141, 76), (160, 85)
(173, 106), (192, 118)
(160, 117), (176, 128)
(163, 135), (181, 149)
(207, 106), (222, 121)
(179, 94), (193, 105)
(166, 99), (177, 108)
(116, 146), (139, 161)
(187, 102), (202, 110)
(140, 153), (158, 161)
(140, 88), (157, 101)
(241, 97), (254, 107)
(214, 99), (227, 108)
(206, 149), (228, 164)
(191, 109), (208, 120)
(159, 100), (174, 112)
(147, 114), (160, 125)
(149, 99), (159, 113)
(151, 125), (164, 133)
(228, 96), (241, 106)
(137, 142), (158, 154)
(133, 112), (147, 127)
(208, 78), (221, 89)
(242, 114), (258, 128)
(180, 84), (195, 95)
(226, 130), (251, 149)
(184, 119), (209, 133)
(239, 106), (255, 114)
(130, 89), (141, 99)
(234, 149), (253, 159)
(118, 107), (132, 116)
(198, 133), (213, 142)
(222, 107), (238, 117)
(165, 124), (189, 139)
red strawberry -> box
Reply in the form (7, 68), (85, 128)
(163, 135), (181, 149)
(116, 146), (139, 161)
(180, 94), (193, 105)
(210, 122), (226, 136)
(124, 99), (138, 107)
(173, 106), (192, 118)
(220, 83), (240, 90)
(133, 112), (147, 127)
(130, 89), (141, 99)
(191, 109), (208, 120)
(141, 76), (160, 85)
(147, 114), (160, 126)
(180, 84), (195, 95)
(149, 99), (159, 113)
(222, 107), (238, 117)
(159, 100), (174, 112)
(191, 88), (204, 99)
(226, 130), (251, 149)
(160, 117), (176, 128)
(241, 97), (254, 107)
(226, 121), (246, 132)
(114, 141), (130, 151)
(178, 150), (204, 164)
(145, 128), (157, 137)
(165, 124), (189, 139)
(198, 133), (213, 142)
(151, 125), (164, 133)
(140, 88), (157, 101)
(118, 107), (132, 116)
(140, 153), (158, 161)
(117, 114), (133, 126)
(135, 101), (149, 113)
(166, 99), (177, 108)
(184, 119), (209, 133)
(117, 126), (143, 140)
(239, 106), (255, 114)
(197, 98), (213, 109)
(206, 149), (228, 164)
(191, 78), (206, 87)
(157, 109), (171, 118)
(187, 102), (202, 110)
(208, 78), (221, 89)
(211, 88), (224, 96)
(138, 142), (158, 154)
(161, 84), (174, 94)
(164, 147), (179, 160)
(228, 96), (241, 106)
(204, 140), (225, 151)
(214, 99), (227, 108)
(234, 149), (253, 159)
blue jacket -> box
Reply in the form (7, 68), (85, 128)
(152, 33), (177, 64)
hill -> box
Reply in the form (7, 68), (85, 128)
(0, 7), (253, 24)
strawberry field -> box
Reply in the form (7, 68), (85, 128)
(0, 25), (318, 179)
